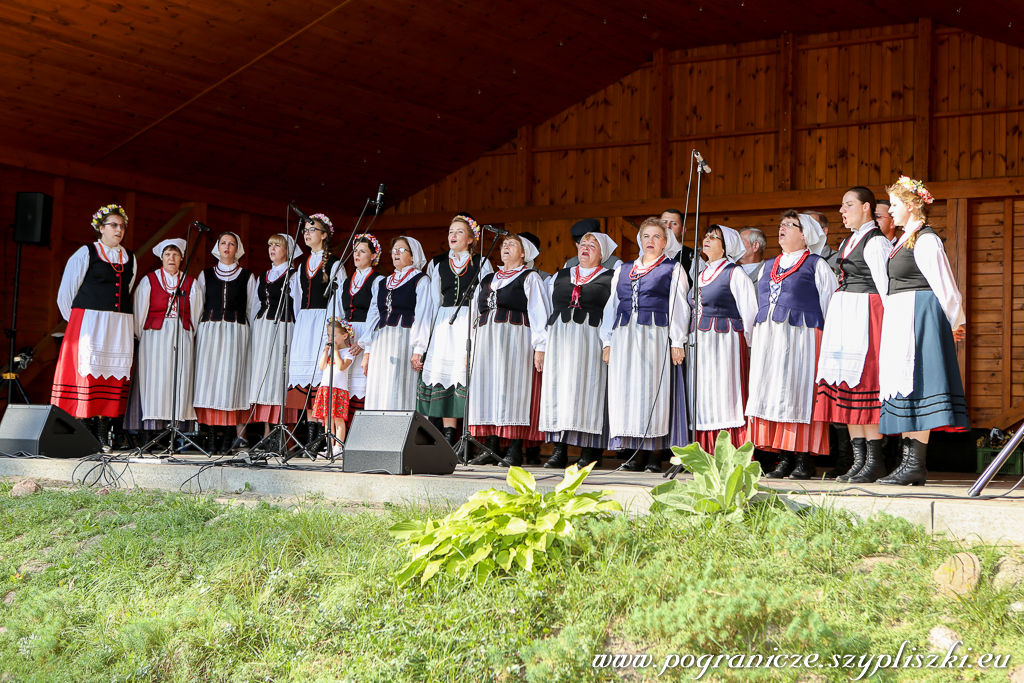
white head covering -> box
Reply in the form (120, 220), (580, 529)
(797, 214), (828, 255)
(636, 224), (682, 260)
(274, 233), (303, 260)
(716, 225), (746, 263)
(398, 235), (426, 271)
(520, 237), (540, 269)
(579, 232), (618, 263)
(153, 238), (187, 259)
(211, 231), (245, 262)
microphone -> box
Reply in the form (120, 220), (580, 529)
(483, 224), (510, 236)
(693, 151), (712, 174)
(290, 202), (311, 224)
(375, 184), (386, 215)
(192, 221), (212, 233)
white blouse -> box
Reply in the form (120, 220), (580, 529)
(363, 266), (436, 355)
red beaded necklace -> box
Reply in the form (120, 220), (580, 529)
(629, 254), (666, 280)
(349, 268), (373, 295)
(305, 253), (324, 279)
(387, 267), (417, 289)
(495, 265), (525, 281)
(769, 250), (810, 283)
(699, 259), (729, 285)
(97, 242), (125, 273)
(449, 253), (471, 276)
(573, 265), (603, 285)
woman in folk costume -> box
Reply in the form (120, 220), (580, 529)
(339, 234), (383, 428)
(746, 211), (837, 479)
(249, 234), (302, 437)
(361, 236), (434, 412)
(876, 177), (969, 486)
(133, 239), (203, 435)
(813, 187), (893, 483)
(467, 234), (550, 467)
(417, 214), (494, 445)
(688, 225), (759, 452)
(539, 231), (618, 469)
(599, 217), (690, 473)
(193, 232), (258, 454)
(287, 213), (347, 450)
(52, 204), (137, 450)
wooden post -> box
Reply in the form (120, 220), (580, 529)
(47, 177), (66, 330)
(1003, 198), (1014, 410)
(914, 18), (933, 181)
(515, 125), (534, 207)
(649, 48), (671, 199)
(951, 198), (970, 392)
(776, 33), (795, 191)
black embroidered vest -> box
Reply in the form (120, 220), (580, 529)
(433, 253), (484, 307)
(299, 253), (341, 310)
(256, 269), (294, 322)
(70, 243), (136, 314)
(201, 267), (251, 324)
(547, 267), (613, 327)
(837, 227), (884, 294)
(477, 270), (533, 327)
(887, 227), (936, 295)
(342, 270), (382, 323)
(374, 271), (426, 329)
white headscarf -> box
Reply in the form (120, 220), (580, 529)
(636, 225), (682, 260)
(797, 214), (828, 255)
(520, 238), (540, 269)
(152, 238), (187, 259)
(716, 226), (746, 263)
(211, 231), (245, 262)
(399, 235), (427, 271)
(580, 232), (618, 263)
(275, 233), (303, 260)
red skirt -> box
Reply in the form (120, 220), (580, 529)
(747, 416), (829, 456)
(252, 404), (300, 424)
(50, 308), (130, 419)
(470, 368), (544, 443)
(196, 408), (250, 426)
(696, 426), (748, 454)
(813, 293), (884, 425)
(345, 396), (364, 429)
(313, 387), (350, 421)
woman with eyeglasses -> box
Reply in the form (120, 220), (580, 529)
(361, 236), (434, 412)
(193, 232), (258, 454)
(287, 214), (347, 452)
(746, 211), (837, 479)
(52, 205), (138, 450)
(339, 233), (383, 427)
(467, 234), (550, 467)
(416, 213), (494, 446)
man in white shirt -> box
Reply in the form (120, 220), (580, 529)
(875, 199), (897, 244)
(738, 228), (767, 283)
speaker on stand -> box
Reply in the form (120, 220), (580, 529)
(343, 411), (457, 474)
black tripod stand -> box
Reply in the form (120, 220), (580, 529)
(3, 243), (29, 405)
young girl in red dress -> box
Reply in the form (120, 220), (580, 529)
(312, 319), (355, 457)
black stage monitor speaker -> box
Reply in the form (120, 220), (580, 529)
(0, 405), (100, 458)
(343, 410), (457, 475)
(14, 192), (53, 246)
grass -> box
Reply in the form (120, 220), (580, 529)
(0, 482), (1021, 682)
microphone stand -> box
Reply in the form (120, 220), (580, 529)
(139, 222), (209, 457)
(453, 228), (512, 467)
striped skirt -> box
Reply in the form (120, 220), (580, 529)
(249, 316), (293, 407)
(468, 313), (535, 428)
(363, 325), (418, 411)
(137, 320), (197, 422)
(193, 320), (252, 413)
(538, 319), (607, 436)
(51, 308), (131, 419)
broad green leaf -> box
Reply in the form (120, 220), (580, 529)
(388, 520), (426, 540)
(723, 464), (744, 506)
(561, 496), (598, 516)
(506, 467), (536, 495)
(555, 461), (595, 494)
(499, 517), (529, 536)
(420, 558), (445, 585)
(596, 500), (622, 512)
(495, 549), (512, 572)
(395, 558), (425, 586)
(466, 544), (492, 567)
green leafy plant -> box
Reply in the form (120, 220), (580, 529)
(388, 462), (621, 586)
(650, 430), (763, 524)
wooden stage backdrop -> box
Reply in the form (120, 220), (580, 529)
(4, 19), (1024, 429)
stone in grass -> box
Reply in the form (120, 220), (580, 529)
(993, 556), (1024, 591)
(3, 591), (14, 605)
(74, 535), (103, 556)
(1009, 601), (1024, 615)
(9, 480), (41, 498)
(928, 626), (963, 653)
(933, 552), (982, 599)
(18, 559), (51, 575)
(853, 555), (897, 574)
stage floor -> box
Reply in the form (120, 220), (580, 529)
(1, 451), (1022, 545)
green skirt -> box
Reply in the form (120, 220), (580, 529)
(416, 380), (467, 418)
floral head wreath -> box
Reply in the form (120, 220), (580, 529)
(895, 176), (934, 204)
(327, 317), (355, 337)
(454, 213), (481, 242)
(91, 204), (129, 231)
(357, 233), (382, 266)
(309, 213), (334, 235)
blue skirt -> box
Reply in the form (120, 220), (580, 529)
(609, 363), (689, 451)
(879, 291), (970, 434)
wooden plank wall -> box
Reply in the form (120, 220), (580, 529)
(386, 20), (1024, 428)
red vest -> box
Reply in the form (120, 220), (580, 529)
(144, 270), (195, 331)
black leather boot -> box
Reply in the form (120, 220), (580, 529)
(442, 426), (458, 447)
(544, 442), (569, 469)
(848, 438), (887, 483)
(789, 452), (816, 480)
(524, 446), (542, 466)
(222, 429), (237, 454)
(95, 416), (112, 452)
(621, 449), (647, 472)
(825, 431), (855, 479)
(765, 451), (795, 479)
(470, 435), (501, 465)
(878, 438), (928, 486)
(304, 422), (322, 456)
(576, 447), (602, 469)
(644, 450), (663, 473)
(501, 439), (524, 467)
(836, 438), (867, 482)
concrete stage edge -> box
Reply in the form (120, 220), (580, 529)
(1, 455), (1022, 545)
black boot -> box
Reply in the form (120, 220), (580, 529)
(524, 446), (542, 466)
(442, 426), (458, 447)
(878, 438), (928, 486)
(95, 417), (112, 452)
(501, 439), (524, 467)
(470, 435), (501, 465)
(644, 450), (663, 473)
(222, 429), (238, 454)
(836, 438), (867, 483)
(544, 442), (569, 469)
(304, 422), (322, 456)
(789, 452), (816, 480)
(764, 451), (795, 479)
(848, 438), (887, 484)
(576, 447), (602, 469)
(825, 431), (855, 479)
(621, 449), (647, 472)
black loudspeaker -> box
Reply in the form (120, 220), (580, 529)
(0, 405), (100, 458)
(343, 410), (457, 475)
(14, 192), (53, 246)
